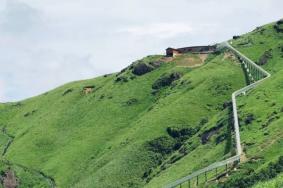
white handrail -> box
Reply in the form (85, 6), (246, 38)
(165, 41), (271, 188)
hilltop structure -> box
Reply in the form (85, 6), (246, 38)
(166, 45), (217, 57)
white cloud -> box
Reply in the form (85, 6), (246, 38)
(119, 23), (193, 38)
(0, 0), (41, 34)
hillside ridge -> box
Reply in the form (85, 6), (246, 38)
(165, 41), (271, 187)
(1, 19), (283, 188)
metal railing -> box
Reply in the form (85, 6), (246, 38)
(165, 41), (271, 188)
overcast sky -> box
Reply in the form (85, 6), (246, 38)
(0, 0), (282, 102)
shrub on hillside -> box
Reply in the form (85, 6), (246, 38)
(166, 126), (199, 139)
(211, 83), (232, 96)
(125, 98), (138, 106)
(237, 38), (253, 46)
(152, 72), (182, 90)
(244, 114), (255, 124)
(253, 26), (266, 34)
(132, 61), (162, 76)
(233, 36), (240, 40)
(261, 115), (279, 128)
(220, 156), (283, 188)
(201, 122), (224, 144)
(146, 136), (177, 155)
(132, 62), (154, 76)
(222, 101), (232, 110)
(199, 117), (209, 126)
(215, 133), (227, 144)
(280, 44), (283, 53)
(24, 109), (37, 117)
(258, 50), (272, 65)
(274, 20), (283, 33)
(62, 88), (73, 96)
(115, 76), (128, 83)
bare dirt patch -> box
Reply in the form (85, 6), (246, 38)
(83, 86), (95, 94)
(176, 54), (208, 68)
(3, 170), (17, 188)
(240, 146), (248, 162)
(222, 52), (237, 62)
(199, 54), (208, 62)
(161, 56), (173, 62)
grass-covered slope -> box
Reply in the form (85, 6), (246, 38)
(213, 19), (283, 188)
(1, 19), (282, 188)
(0, 52), (245, 187)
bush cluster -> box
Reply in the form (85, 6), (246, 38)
(62, 88), (73, 96)
(146, 136), (178, 155)
(115, 76), (128, 83)
(166, 126), (199, 140)
(146, 126), (199, 155)
(125, 98), (138, 106)
(233, 36), (240, 40)
(201, 121), (224, 144)
(220, 156), (283, 188)
(132, 62), (154, 76)
(211, 83), (232, 96)
(152, 72), (182, 90)
(274, 20), (283, 33)
(244, 114), (255, 125)
(131, 61), (162, 76)
(258, 50), (272, 65)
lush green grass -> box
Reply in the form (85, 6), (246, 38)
(252, 173), (283, 188)
(215, 20), (283, 188)
(1, 19), (283, 188)
(0, 53), (245, 187)
(0, 160), (50, 188)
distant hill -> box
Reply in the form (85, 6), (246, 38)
(0, 19), (282, 188)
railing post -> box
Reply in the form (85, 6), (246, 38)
(226, 164), (228, 175)
(164, 42), (271, 188)
(215, 168), (217, 177)
(196, 176), (199, 186)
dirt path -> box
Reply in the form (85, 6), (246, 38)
(240, 146), (248, 162)
(1, 127), (56, 188)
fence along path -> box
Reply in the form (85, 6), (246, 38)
(165, 41), (271, 188)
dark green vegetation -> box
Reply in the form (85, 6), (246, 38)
(0, 19), (283, 188)
(220, 156), (283, 188)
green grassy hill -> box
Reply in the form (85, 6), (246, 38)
(0, 19), (283, 188)
(215, 19), (283, 188)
